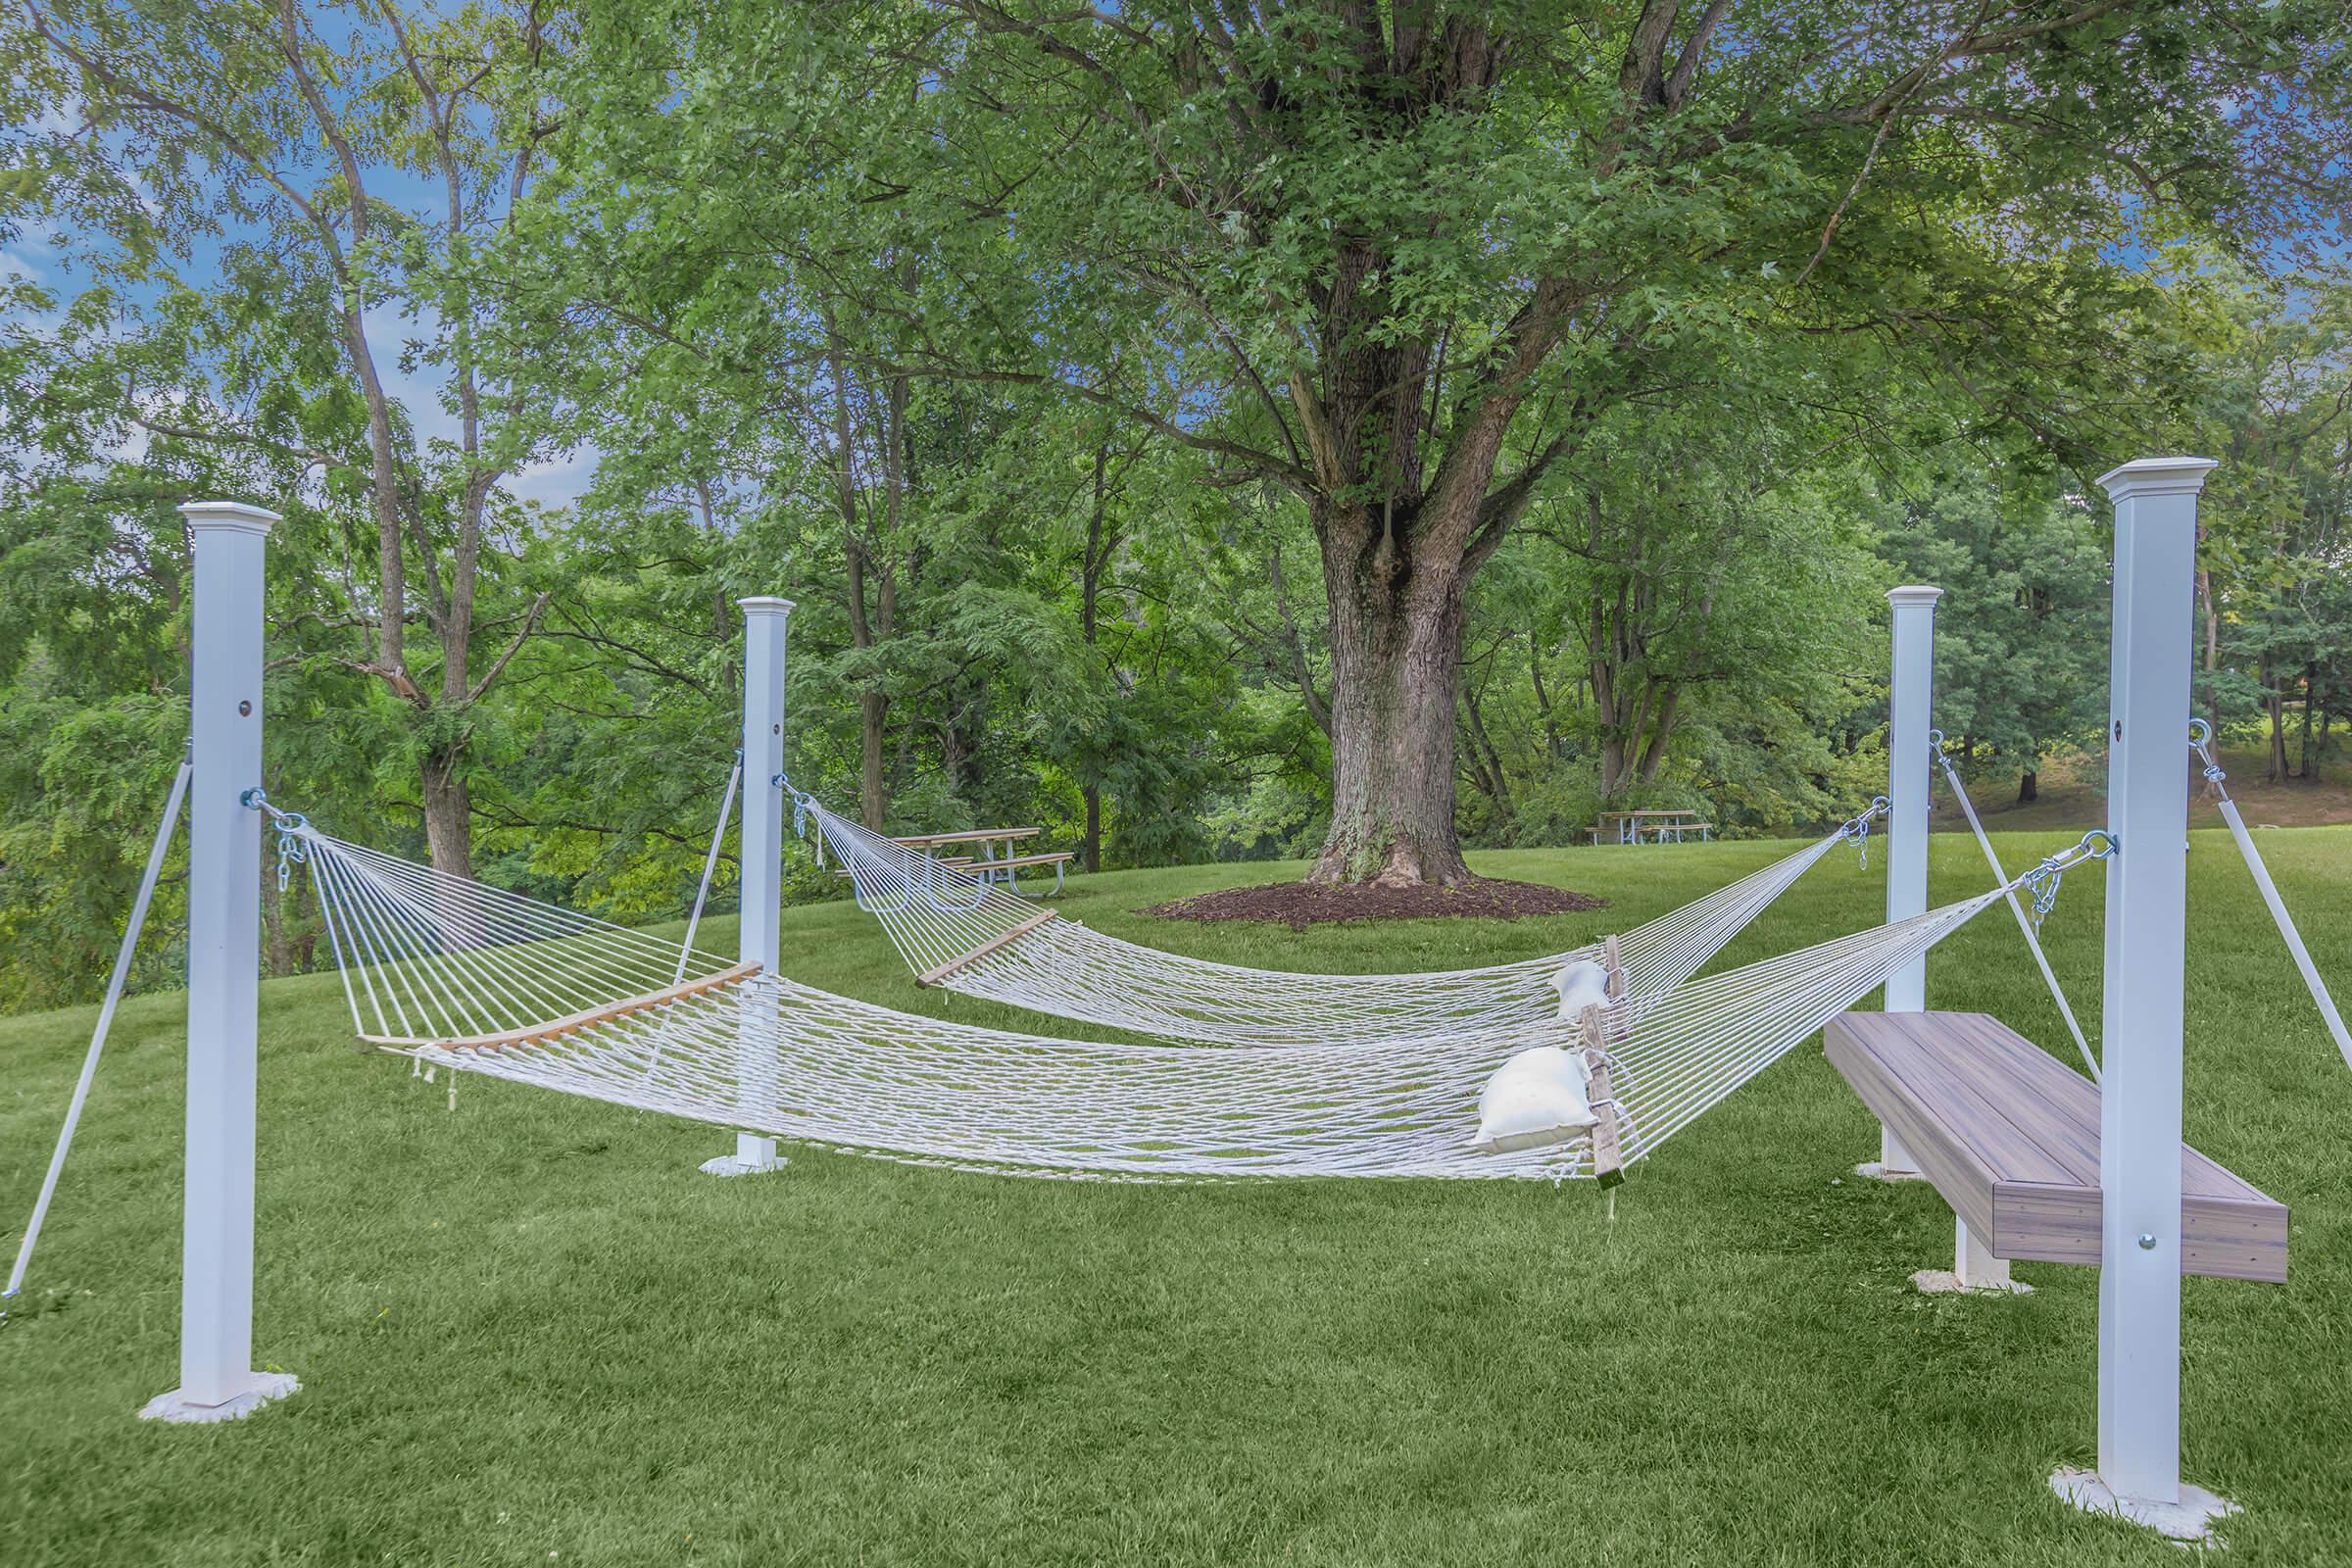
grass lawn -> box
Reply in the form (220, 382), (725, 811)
(3, 829), (2349, 1566)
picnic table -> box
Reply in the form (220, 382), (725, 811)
(822, 824), (1073, 897)
(1593, 808), (1712, 846)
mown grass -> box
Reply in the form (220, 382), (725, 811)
(3, 830), (2348, 1567)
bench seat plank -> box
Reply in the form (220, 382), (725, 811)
(978, 852), (1074, 871)
(1826, 1011), (2286, 1283)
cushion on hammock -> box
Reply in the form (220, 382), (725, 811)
(1468, 1045), (1599, 1153)
(1551, 958), (1613, 1020)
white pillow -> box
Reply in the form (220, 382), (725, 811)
(1467, 1045), (1598, 1154)
(1551, 958), (1613, 1020)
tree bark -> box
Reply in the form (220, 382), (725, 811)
(421, 743), (472, 878)
(1079, 439), (1114, 874)
(2199, 564), (2223, 737)
(1528, 625), (1560, 759)
(2265, 656), (2289, 783)
(1308, 500), (1474, 887)
(1635, 686), (1682, 785)
(2298, 662), (2317, 779)
(262, 855), (291, 978)
(2018, 767), (2038, 805)
(1460, 682), (1512, 819)
(822, 314), (898, 832)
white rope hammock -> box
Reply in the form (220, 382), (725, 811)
(265, 807), (2102, 1185)
(790, 788), (1889, 1050)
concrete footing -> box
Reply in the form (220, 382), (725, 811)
(2051, 1467), (2237, 1545)
(139, 1371), (299, 1424)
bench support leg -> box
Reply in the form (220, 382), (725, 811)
(1856, 1125), (1926, 1183)
(1913, 1216), (2033, 1296)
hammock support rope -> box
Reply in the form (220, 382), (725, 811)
(4, 749), (192, 1308)
(1927, 729), (2102, 1084)
(2191, 720), (2352, 1071)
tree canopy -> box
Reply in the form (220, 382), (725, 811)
(2, 1), (2349, 1004)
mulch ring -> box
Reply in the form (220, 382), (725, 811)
(1142, 875), (1606, 931)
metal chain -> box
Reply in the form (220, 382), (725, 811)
(775, 772), (816, 840)
(1839, 796), (1890, 869)
(243, 789), (311, 892)
(2018, 830), (2119, 935)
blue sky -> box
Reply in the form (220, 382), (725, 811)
(5, 81), (599, 511)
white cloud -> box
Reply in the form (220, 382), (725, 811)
(509, 442), (600, 510)
(362, 300), (465, 448)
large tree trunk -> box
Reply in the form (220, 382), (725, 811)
(2298, 662), (2317, 779)
(2018, 767), (2039, 805)
(1635, 687), (1682, 785)
(1460, 684), (1512, 819)
(1079, 443), (1111, 876)
(858, 691), (889, 832)
(262, 855), (291, 978)
(2199, 564), (2223, 737)
(421, 745), (472, 879)
(2265, 656), (2289, 782)
(1308, 504), (1473, 887)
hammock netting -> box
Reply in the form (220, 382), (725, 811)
(282, 817), (2032, 1184)
(794, 794), (1884, 1050)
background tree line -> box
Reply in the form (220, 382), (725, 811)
(2, 2), (2347, 1008)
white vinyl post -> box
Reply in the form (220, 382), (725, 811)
(1865, 585), (1941, 1181)
(140, 502), (297, 1424)
(2052, 458), (2226, 1534)
(701, 596), (793, 1177)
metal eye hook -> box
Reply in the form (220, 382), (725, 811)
(2187, 718), (2229, 789)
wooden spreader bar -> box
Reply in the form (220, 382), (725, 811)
(918, 909), (1060, 988)
(368, 961), (763, 1053)
(1581, 1004), (1627, 1188)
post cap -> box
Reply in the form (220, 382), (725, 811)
(178, 500), (280, 535)
(1886, 585), (1943, 609)
(2095, 457), (2217, 500)
(737, 596), (796, 615)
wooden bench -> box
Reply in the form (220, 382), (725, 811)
(978, 851), (1073, 895)
(1826, 1011), (2286, 1283)
(832, 857), (973, 879)
(826, 835), (1073, 898)
(814, 825), (1033, 869)
(1592, 809), (1712, 845)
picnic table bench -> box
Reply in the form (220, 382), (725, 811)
(1593, 809), (1713, 845)
(1826, 1010), (2286, 1283)
(822, 823), (1073, 897)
